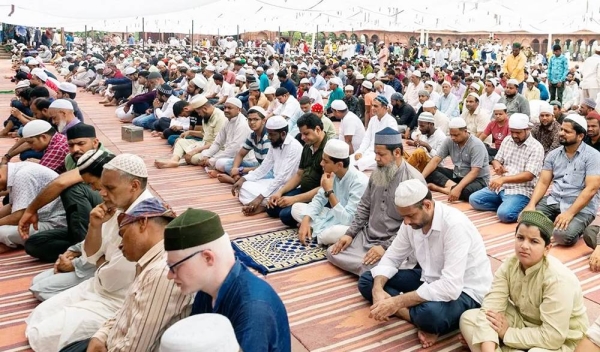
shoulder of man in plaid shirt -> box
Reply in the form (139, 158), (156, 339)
(39, 133), (69, 174)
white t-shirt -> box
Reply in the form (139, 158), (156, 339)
(339, 111), (366, 153)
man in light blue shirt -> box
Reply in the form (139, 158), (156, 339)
(523, 115), (600, 246)
(293, 139), (369, 245)
(547, 44), (569, 103)
(437, 81), (459, 118)
(309, 68), (327, 91)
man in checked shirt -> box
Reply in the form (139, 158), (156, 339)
(21, 119), (69, 174)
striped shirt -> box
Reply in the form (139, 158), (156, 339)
(242, 128), (270, 164)
(93, 240), (194, 352)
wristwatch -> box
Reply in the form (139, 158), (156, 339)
(324, 189), (334, 197)
(238, 166), (245, 175)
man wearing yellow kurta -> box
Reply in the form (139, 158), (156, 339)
(460, 211), (589, 352)
(502, 43), (527, 84)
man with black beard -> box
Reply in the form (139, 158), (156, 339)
(327, 127), (425, 276)
(498, 79), (530, 117)
(185, 76), (206, 103)
(154, 96), (226, 169)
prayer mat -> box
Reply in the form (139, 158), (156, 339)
(232, 229), (327, 275)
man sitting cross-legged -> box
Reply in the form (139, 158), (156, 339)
(359, 179), (493, 349)
(469, 113), (545, 223)
(154, 96), (226, 169)
(421, 117), (490, 202)
(327, 127), (425, 275)
(294, 139), (369, 246)
(232, 115), (303, 216)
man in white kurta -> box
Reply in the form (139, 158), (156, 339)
(26, 156), (153, 352)
(234, 116), (303, 212)
(197, 98), (254, 170)
(350, 95), (399, 171)
(273, 88), (302, 137)
(358, 179), (493, 349)
(293, 140), (369, 245)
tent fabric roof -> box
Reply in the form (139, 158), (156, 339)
(1, 0), (600, 34)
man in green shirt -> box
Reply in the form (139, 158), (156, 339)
(267, 113), (328, 227)
(20, 124), (109, 262)
(326, 77), (345, 111)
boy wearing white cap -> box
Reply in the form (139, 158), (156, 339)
(478, 103), (510, 158)
(359, 179), (492, 349)
(531, 102), (561, 155)
(469, 113), (545, 223)
(295, 139), (369, 246)
(421, 117), (490, 202)
(523, 115), (600, 247)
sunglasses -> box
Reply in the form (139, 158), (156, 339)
(167, 250), (205, 274)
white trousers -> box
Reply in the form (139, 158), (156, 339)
(349, 151), (377, 171)
(0, 222), (54, 247)
(291, 203), (349, 245)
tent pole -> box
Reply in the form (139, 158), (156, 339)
(142, 17), (145, 51)
(84, 25), (87, 53)
(548, 33), (552, 56)
(191, 20), (194, 55)
(237, 25), (239, 40)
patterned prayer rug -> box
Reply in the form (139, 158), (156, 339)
(232, 229), (327, 275)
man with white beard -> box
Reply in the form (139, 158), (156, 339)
(48, 99), (80, 135)
(327, 127), (425, 276)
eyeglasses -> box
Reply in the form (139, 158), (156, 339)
(167, 250), (205, 274)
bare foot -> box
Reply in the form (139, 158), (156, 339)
(0, 243), (14, 254)
(216, 174), (235, 184)
(98, 100), (108, 104)
(207, 169), (220, 178)
(103, 102), (117, 107)
(457, 333), (467, 346)
(7, 132), (17, 138)
(242, 205), (265, 216)
(154, 159), (180, 169)
(427, 183), (450, 195)
(150, 131), (161, 137)
(417, 330), (439, 349)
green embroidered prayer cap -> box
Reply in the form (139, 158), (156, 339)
(519, 211), (554, 242)
(164, 208), (225, 251)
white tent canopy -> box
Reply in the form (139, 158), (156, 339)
(1, 0), (600, 35)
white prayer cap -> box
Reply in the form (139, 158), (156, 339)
(225, 97), (242, 109)
(256, 66), (264, 72)
(395, 179), (429, 207)
(507, 78), (519, 86)
(124, 67), (137, 75)
(235, 74), (246, 82)
(355, 73), (365, 80)
(31, 68), (48, 81)
(103, 153), (148, 178)
(245, 69), (255, 75)
(205, 65), (216, 71)
(300, 78), (310, 84)
(418, 112), (435, 123)
(190, 77), (206, 89)
(22, 119), (52, 138)
(324, 139), (349, 159)
(448, 117), (467, 129)
(366, 73), (376, 80)
(266, 68), (275, 75)
(540, 72), (547, 78)
(94, 63), (105, 70)
(422, 100), (436, 109)
(329, 77), (342, 87)
(59, 82), (77, 94)
(425, 80), (435, 87)
(27, 59), (39, 66)
(467, 92), (480, 101)
(264, 86), (276, 95)
(49, 99), (74, 111)
(159, 314), (239, 352)
(265, 115), (288, 130)
(539, 102), (554, 115)
(412, 70), (422, 78)
(331, 100), (348, 111)
(362, 81), (373, 90)
(526, 76), (535, 83)
(19, 65), (30, 73)
(565, 114), (588, 131)
(248, 106), (267, 117)
(469, 83), (479, 90)
(508, 113), (531, 130)
(16, 80), (30, 89)
(493, 103), (507, 111)
(344, 85), (354, 91)
(188, 95), (208, 110)
(441, 80), (451, 87)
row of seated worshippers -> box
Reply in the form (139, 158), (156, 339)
(15, 145), (600, 352)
